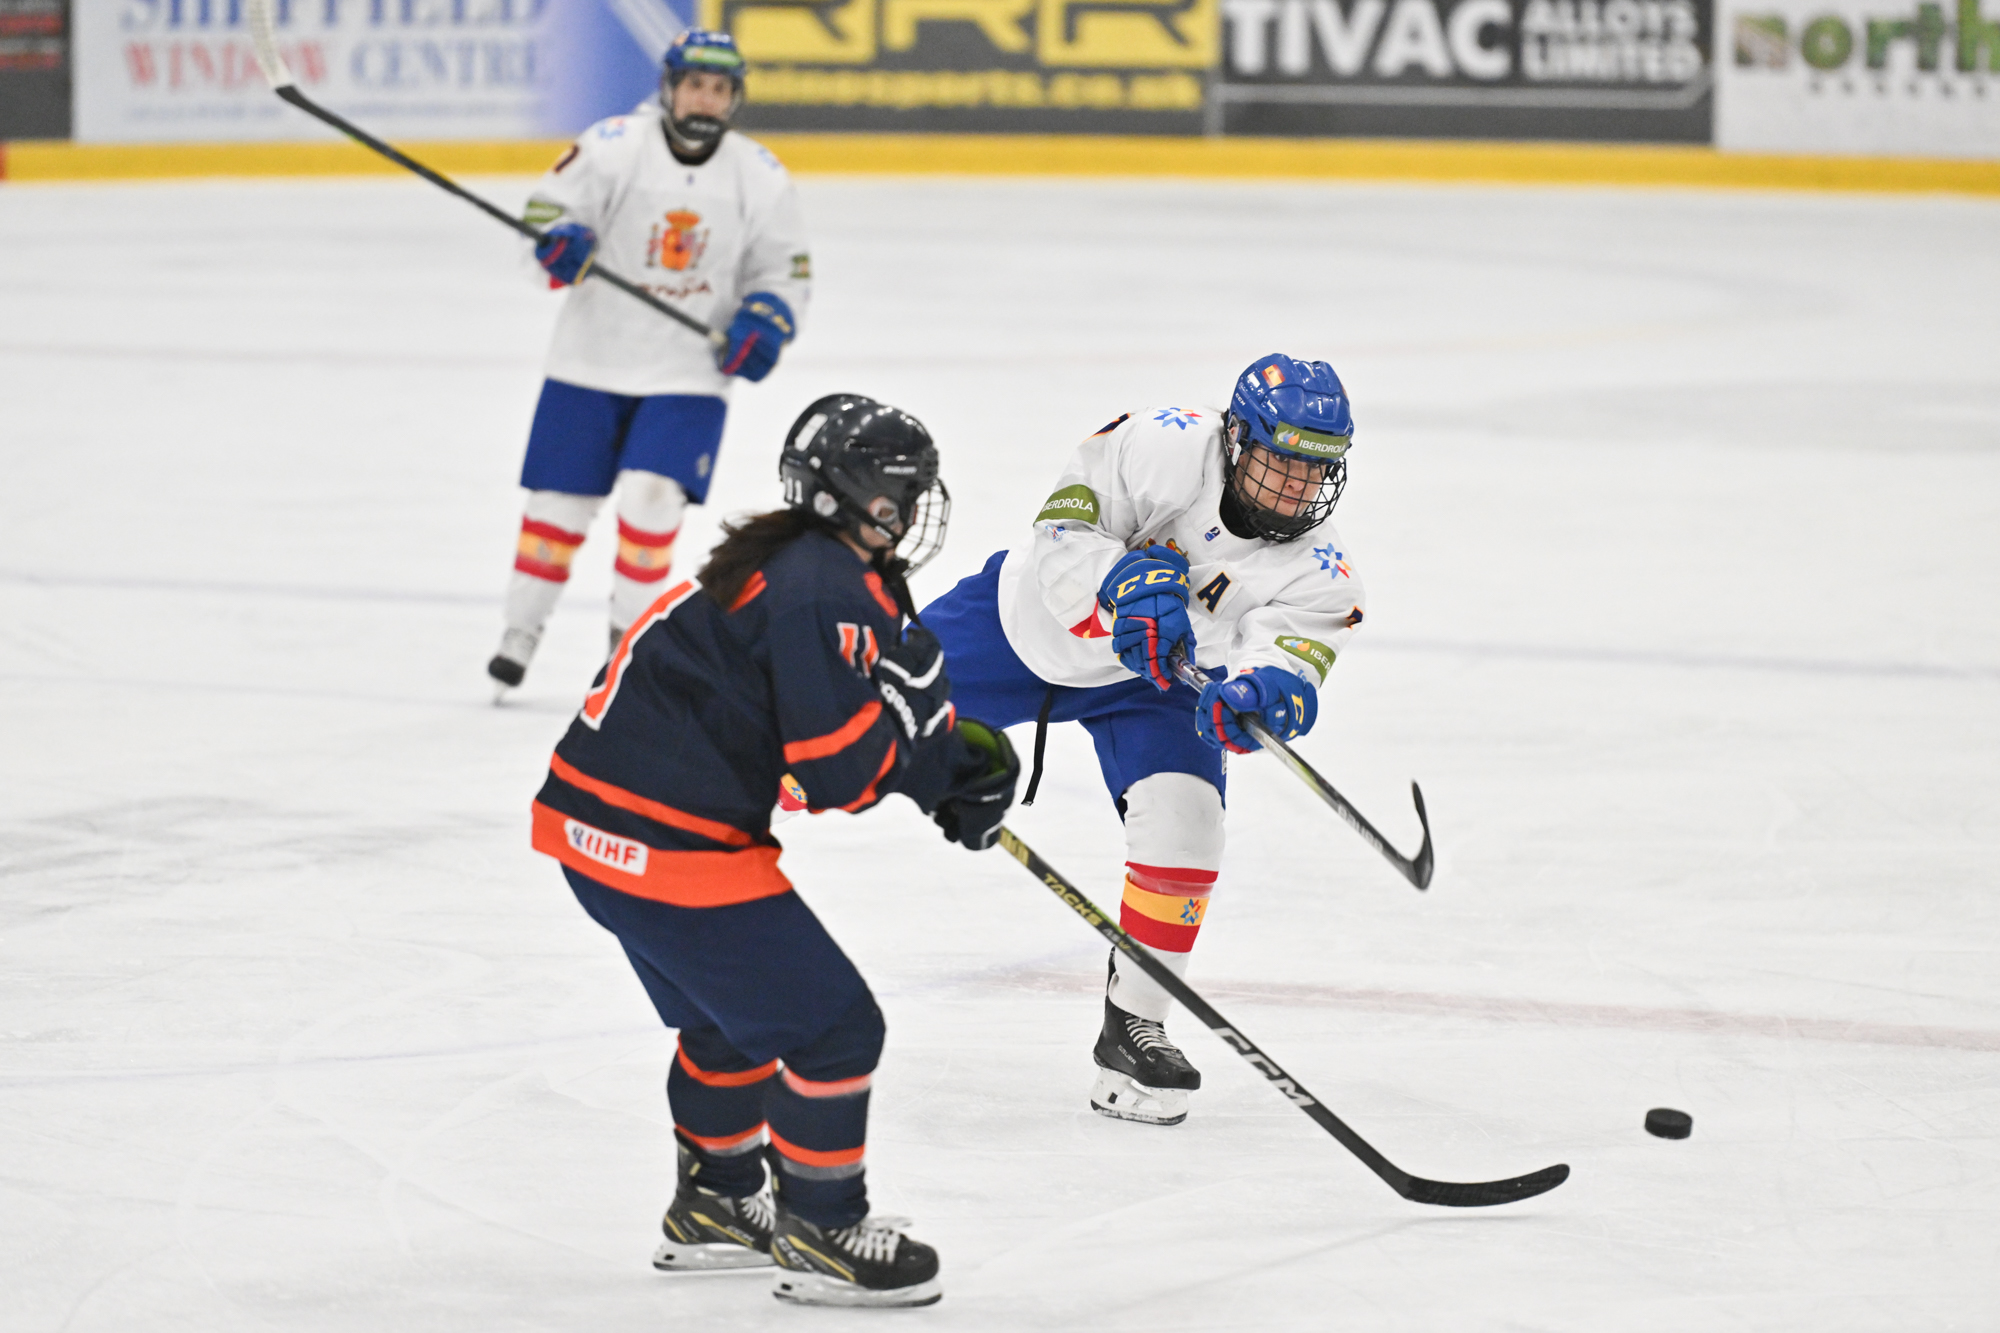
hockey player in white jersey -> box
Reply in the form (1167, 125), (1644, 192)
(920, 354), (1365, 1125)
(488, 30), (811, 691)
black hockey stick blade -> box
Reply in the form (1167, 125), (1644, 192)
(1407, 781), (1435, 890)
(997, 827), (1568, 1207)
(1174, 655), (1433, 890)
(1398, 1163), (1571, 1208)
(242, 0), (720, 347)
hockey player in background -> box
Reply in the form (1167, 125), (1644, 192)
(530, 395), (1018, 1307)
(489, 29), (811, 693)
(921, 354), (1365, 1127)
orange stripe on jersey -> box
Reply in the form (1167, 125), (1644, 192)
(531, 802), (792, 908)
(783, 701), (883, 763)
(730, 570), (767, 611)
(677, 1045), (779, 1088)
(768, 1128), (865, 1169)
(581, 579), (698, 729)
(862, 570), (900, 619)
(781, 1068), (872, 1098)
(836, 741), (899, 813)
(678, 1123), (766, 1153)
(546, 753), (753, 847)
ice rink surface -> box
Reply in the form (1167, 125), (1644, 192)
(2, 169), (1998, 1331)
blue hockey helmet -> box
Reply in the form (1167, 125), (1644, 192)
(660, 30), (746, 155)
(1222, 353), (1353, 541)
(663, 28), (746, 84)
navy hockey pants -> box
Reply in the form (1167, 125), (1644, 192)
(566, 867), (883, 1229)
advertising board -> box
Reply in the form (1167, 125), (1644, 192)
(1214, 0), (1714, 139)
(1718, 0), (2000, 156)
(716, 0), (1212, 134)
(1, 0), (71, 137)
(72, 0), (681, 142)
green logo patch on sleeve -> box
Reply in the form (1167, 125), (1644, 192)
(1276, 635), (1338, 683)
(523, 198), (566, 227)
(1036, 483), (1100, 525)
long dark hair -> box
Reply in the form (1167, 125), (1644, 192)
(698, 508), (823, 609)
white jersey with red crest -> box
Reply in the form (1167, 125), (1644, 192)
(995, 407), (1367, 692)
(524, 103), (811, 398)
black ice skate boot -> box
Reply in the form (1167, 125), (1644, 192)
(651, 1144), (776, 1272)
(771, 1210), (942, 1307)
(486, 627), (538, 698)
(1091, 996), (1202, 1126)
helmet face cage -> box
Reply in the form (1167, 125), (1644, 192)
(893, 480), (951, 574)
(1222, 353), (1354, 543)
(1223, 411), (1347, 543)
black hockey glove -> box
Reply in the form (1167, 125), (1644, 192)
(872, 623), (953, 743)
(933, 718), (1019, 852)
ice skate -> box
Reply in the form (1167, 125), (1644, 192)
(487, 627), (539, 699)
(771, 1210), (941, 1307)
(651, 1146), (776, 1273)
(1091, 996), (1201, 1126)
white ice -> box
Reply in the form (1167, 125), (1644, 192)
(2, 170), (1997, 1331)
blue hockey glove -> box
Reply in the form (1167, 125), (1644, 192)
(718, 291), (795, 382)
(1197, 666), (1317, 755)
(1099, 544), (1193, 691)
(534, 222), (596, 286)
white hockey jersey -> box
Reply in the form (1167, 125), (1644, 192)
(997, 407), (1366, 691)
(524, 106), (811, 398)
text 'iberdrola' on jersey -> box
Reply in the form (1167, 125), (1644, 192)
(994, 407), (1366, 693)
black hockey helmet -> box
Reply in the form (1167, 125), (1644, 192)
(781, 394), (951, 574)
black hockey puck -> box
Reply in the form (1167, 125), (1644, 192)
(1645, 1107), (1693, 1139)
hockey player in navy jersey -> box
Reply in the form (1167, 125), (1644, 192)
(532, 395), (1018, 1307)
(921, 354), (1365, 1127)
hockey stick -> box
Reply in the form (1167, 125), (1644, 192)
(997, 827), (1566, 1207)
(1174, 655), (1434, 891)
(241, 0), (724, 350)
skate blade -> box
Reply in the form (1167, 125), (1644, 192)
(651, 1239), (774, 1272)
(772, 1271), (942, 1308)
(1090, 1067), (1188, 1126)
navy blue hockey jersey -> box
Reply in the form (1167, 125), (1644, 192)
(532, 530), (958, 907)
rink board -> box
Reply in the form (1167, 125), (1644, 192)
(4, 133), (2000, 194)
